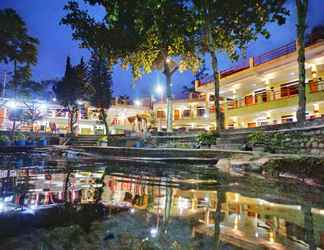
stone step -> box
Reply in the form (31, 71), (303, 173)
(212, 143), (243, 150)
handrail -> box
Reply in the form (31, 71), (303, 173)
(198, 41), (298, 86)
(253, 41), (296, 66)
(227, 80), (299, 110)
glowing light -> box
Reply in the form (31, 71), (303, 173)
(166, 57), (171, 63)
(269, 231), (274, 243)
(150, 227), (158, 238)
(255, 232), (259, 238)
(130, 208), (135, 214)
(134, 99), (142, 107)
(52, 97), (57, 102)
(204, 113), (208, 118)
(0, 202), (4, 211)
(155, 85), (164, 95)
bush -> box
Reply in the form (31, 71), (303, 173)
(248, 131), (268, 146)
(14, 132), (25, 141)
(97, 135), (112, 145)
(0, 134), (10, 144)
(197, 131), (219, 147)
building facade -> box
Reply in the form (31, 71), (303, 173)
(152, 39), (324, 130)
(0, 98), (150, 135)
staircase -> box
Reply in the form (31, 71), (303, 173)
(213, 131), (250, 150)
(67, 135), (100, 146)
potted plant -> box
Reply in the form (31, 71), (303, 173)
(0, 134), (10, 146)
(14, 132), (26, 146)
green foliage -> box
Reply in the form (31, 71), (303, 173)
(197, 131), (219, 146)
(0, 8), (39, 97)
(13, 132), (25, 141)
(0, 134), (10, 143)
(248, 131), (268, 145)
(97, 135), (112, 145)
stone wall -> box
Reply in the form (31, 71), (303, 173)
(255, 125), (324, 155)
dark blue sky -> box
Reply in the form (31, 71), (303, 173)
(1, 0), (324, 99)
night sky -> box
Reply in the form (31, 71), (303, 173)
(1, 0), (324, 100)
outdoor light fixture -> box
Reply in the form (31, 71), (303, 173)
(134, 99), (142, 106)
(155, 85), (164, 95)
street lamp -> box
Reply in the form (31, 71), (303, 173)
(134, 99), (142, 107)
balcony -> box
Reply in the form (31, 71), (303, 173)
(227, 80), (324, 116)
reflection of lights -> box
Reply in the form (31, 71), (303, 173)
(0, 202), (4, 211)
(234, 193), (240, 203)
(130, 208), (135, 214)
(150, 227), (158, 238)
(76, 100), (83, 105)
(203, 113), (208, 118)
(39, 103), (47, 112)
(234, 215), (239, 231)
(52, 97), (57, 102)
(6, 100), (17, 109)
(255, 232), (259, 238)
(269, 231), (274, 243)
(204, 196), (209, 202)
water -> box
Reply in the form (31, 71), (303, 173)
(0, 150), (323, 249)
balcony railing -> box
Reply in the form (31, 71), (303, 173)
(198, 41), (298, 86)
(253, 41), (296, 66)
(227, 80), (299, 110)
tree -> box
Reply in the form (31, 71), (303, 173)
(53, 56), (90, 135)
(0, 8), (39, 98)
(296, 0), (308, 123)
(182, 65), (208, 96)
(62, 0), (201, 133)
(306, 24), (324, 45)
(88, 52), (113, 140)
(192, 0), (289, 133)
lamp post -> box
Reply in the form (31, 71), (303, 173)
(155, 85), (164, 131)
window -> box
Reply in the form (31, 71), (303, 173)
(281, 115), (294, 124)
(157, 110), (165, 119)
(245, 95), (254, 105)
(281, 82), (298, 97)
(174, 110), (180, 120)
(255, 89), (267, 103)
(197, 107), (206, 117)
(182, 109), (191, 117)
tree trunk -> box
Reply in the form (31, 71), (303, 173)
(165, 71), (173, 133)
(296, 0), (308, 123)
(100, 108), (109, 143)
(69, 107), (78, 136)
(210, 50), (222, 134)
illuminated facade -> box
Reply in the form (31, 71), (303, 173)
(153, 40), (324, 130)
(0, 98), (150, 135)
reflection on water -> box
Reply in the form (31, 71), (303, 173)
(0, 152), (324, 249)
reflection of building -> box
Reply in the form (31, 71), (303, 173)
(153, 40), (324, 130)
(100, 174), (324, 249)
(0, 98), (150, 135)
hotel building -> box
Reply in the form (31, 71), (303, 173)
(0, 97), (150, 135)
(153, 39), (324, 130)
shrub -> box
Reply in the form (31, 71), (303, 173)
(248, 131), (268, 146)
(14, 132), (25, 141)
(0, 134), (10, 143)
(197, 131), (219, 146)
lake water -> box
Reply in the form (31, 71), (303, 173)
(0, 150), (323, 249)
